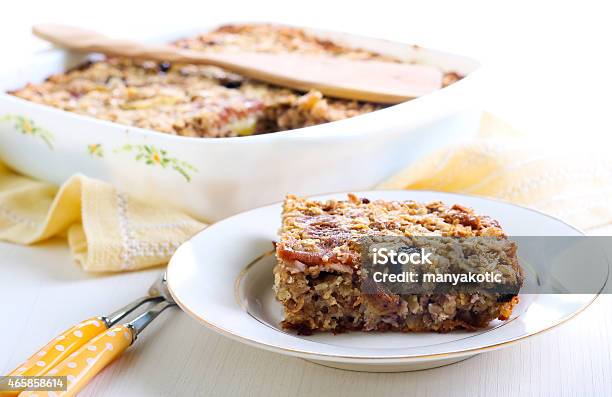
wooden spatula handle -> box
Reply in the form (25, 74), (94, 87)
(32, 24), (183, 61)
(32, 24), (444, 104)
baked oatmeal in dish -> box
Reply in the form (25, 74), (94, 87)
(274, 194), (523, 334)
(10, 24), (462, 138)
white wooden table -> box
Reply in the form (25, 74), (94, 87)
(1, 236), (611, 397)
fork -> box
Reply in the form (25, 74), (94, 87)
(4, 273), (175, 397)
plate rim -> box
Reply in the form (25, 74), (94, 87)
(167, 189), (601, 363)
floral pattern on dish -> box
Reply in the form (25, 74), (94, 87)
(1, 114), (54, 148)
(114, 144), (198, 182)
(87, 143), (104, 157)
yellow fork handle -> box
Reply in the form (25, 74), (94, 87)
(7, 317), (108, 377)
(2, 317), (107, 397)
(18, 325), (133, 397)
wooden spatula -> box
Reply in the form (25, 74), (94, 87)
(32, 24), (443, 104)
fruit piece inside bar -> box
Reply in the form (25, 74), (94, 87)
(273, 194), (523, 334)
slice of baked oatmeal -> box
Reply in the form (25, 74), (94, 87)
(274, 194), (523, 334)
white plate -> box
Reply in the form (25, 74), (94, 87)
(166, 190), (600, 372)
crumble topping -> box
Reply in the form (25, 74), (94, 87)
(10, 24), (461, 138)
(277, 193), (504, 267)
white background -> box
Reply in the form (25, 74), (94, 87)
(1, 1), (611, 396)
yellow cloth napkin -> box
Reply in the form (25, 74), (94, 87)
(0, 163), (205, 272)
(379, 114), (612, 231)
(0, 113), (609, 272)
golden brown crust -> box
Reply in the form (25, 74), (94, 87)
(277, 194), (507, 268)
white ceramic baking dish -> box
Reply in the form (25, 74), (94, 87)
(0, 24), (482, 222)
